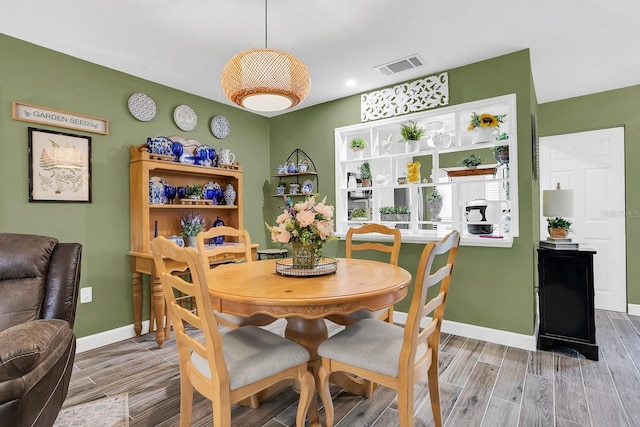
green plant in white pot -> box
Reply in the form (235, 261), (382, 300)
(350, 137), (366, 158)
(400, 121), (425, 153)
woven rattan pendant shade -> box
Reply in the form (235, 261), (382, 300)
(221, 48), (310, 112)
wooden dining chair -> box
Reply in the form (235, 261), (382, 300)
(325, 223), (401, 326)
(197, 226), (276, 329)
(317, 230), (461, 427)
(151, 236), (315, 427)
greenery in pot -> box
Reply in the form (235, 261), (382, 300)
(493, 145), (509, 154)
(359, 161), (372, 180)
(350, 137), (366, 150)
(547, 217), (572, 230)
(379, 206), (395, 215)
(496, 133), (509, 141)
(395, 206), (410, 214)
(400, 121), (425, 141)
(180, 212), (206, 237)
(351, 207), (368, 219)
(426, 188), (443, 203)
(459, 154), (482, 168)
(185, 184), (202, 199)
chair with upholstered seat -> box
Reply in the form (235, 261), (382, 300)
(196, 226), (276, 329)
(317, 230), (460, 427)
(325, 223), (401, 326)
(151, 236), (315, 427)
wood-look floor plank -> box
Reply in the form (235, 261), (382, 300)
(527, 350), (554, 379)
(444, 362), (499, 426)
(478, 342), (507, 366)
(518, 373), (554, 426)
(606, 363), (640, 426)
(554, 376), (589, 425)
(481, 397), (519, 427)
(555, 354), (583, 385)
(334, 385), (397, 426)
(580, 357), (616, 394)
(585, 387), (629, 427)
(439, 338), (485, 387)
(492, 347), (528, 404)
(609, 316), (640, 370)
(413, 381), (461, 427)
(555, 417), (585, 427)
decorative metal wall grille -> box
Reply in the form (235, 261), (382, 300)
(361, 72), (449, 122)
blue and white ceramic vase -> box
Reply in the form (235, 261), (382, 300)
(224, 183), (237, 206)
(213, 216), (225, 244)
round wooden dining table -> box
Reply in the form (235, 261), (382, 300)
(206, 257), (411, 425)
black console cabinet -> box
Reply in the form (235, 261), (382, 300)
(537, 246), (598, 360)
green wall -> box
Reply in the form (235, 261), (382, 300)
(538, 85), (640, 304)
(0, 34), (271, 338)
(269, 50), (538, 335)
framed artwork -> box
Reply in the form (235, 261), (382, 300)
(28, 127), (92, 202)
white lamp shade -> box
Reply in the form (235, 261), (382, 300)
(543, 189), (574, 217)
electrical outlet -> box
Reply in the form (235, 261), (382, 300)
(80, 287), (92, 303)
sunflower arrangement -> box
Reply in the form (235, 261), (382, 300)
(468, 112), (507, 131)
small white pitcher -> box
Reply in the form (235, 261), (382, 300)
(218, 148), (236, 165)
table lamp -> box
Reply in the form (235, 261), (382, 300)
(543, 183), (574, 240)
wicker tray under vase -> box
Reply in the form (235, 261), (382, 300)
(275, 258), (337, 277)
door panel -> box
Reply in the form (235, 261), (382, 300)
(540, 128), (626, 312)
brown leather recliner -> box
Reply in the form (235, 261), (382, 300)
(0, 233), (82, 427)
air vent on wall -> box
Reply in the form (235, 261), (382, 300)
(375, 54), (425, 76)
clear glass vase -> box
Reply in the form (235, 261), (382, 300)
(292, 242), (317, 268)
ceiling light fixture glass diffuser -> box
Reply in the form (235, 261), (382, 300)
(221, 48), (310, 112)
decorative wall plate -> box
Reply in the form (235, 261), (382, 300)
(302, 179), (314, 194)
(128, 92), (156, 122)
(173, 105), (197, 131)
(211, 115), (230, 139)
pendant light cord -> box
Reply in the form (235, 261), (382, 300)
(264, 0), (268, 49)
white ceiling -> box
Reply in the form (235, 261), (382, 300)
(1, 0), (639, 117)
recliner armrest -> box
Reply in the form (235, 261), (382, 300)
(0, 319), (73, 382)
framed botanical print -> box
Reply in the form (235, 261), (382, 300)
(28, 127), (92, 202)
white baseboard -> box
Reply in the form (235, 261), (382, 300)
(393, 311), (537, 351)
(77, 312), (538, 354)
(628, 304), (640, 316)
(76, 320), (152, 353)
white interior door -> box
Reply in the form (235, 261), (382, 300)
(539, 128), (626, 312)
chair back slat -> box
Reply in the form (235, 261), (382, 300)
(151, 236), (229, 389)
(346, 223), (401, 265)
(197, 226), (253, 268)
(401, 230), (460, 373)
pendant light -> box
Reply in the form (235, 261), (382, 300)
(221, 0), (310, 112)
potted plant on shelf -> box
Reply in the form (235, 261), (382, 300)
(395, 206), (410, 222)
(379, 206), (410, 222)
(180, 212), (206, 247)
(426, 188), (443, 221)
(468, 112), (507, 144)
(547, 217), (572, 239)
(350, 137), (366, 159)
(351, 207), (369, 221)
(493, 145), (509, 164)
(400, 121), (425, 153)
(459, 154), (482, 169)
(359, 161), (372, 188)
(185, 184), (202, 199)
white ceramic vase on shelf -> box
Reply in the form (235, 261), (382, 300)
(224, 183), (236, 206)
(471, 127), (499, 144)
